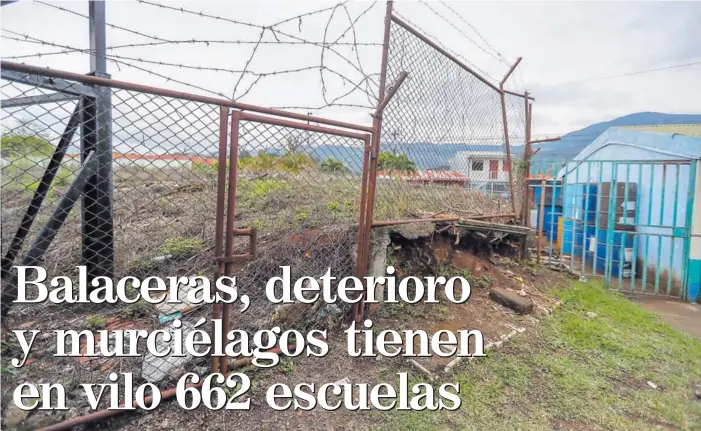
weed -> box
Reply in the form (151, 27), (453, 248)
(239, 178), (287, 201)
(249, 217), (265, 231)
(128, 258), (157, 275)
(378, 280), (701, 430)
(477, 274), (494, 289)
(326, 200), (353, 218)
(160, 237), (202, 259)
(83, 314), (106, 331)
(121, 300), (153, 318)
(319, 157), (347, 173)
(294, 210), (309, 222)
(279, 356), (295, 375)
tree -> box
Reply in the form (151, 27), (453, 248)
(320, 157), (347, 173)
(377, 151), (417, 173)
(1, 133), (54, 159)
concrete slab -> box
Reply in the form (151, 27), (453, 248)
(629, 295), (701, 340)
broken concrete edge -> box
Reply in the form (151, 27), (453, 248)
(489, 287), (535, 315)
(442, 325), (526, 373)
(367, 228), (391, 315)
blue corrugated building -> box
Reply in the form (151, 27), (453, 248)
(557, 125), (701, 302)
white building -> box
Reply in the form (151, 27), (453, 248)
(450, 150), (510, 182)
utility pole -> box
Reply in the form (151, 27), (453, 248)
(82, 0), (114, 282)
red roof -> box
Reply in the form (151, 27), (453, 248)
(67, 153), (217, 165)
(377, 170), (467, 183)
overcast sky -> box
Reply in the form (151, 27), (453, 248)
(2, 0), (700, 139)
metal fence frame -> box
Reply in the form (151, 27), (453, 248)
(528, 158), (698, 301)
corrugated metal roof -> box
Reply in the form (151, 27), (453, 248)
(618, 124), (701, 137)
(454, 150), (506, 158)
(377, 170), (467, 182)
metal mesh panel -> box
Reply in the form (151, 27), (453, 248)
(1, 74), (221, 409)
(226, 120), (367, 332)
(110, 88), (219, 278)
(374, 19), (525, 219)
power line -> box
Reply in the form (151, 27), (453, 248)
(540, 60), (701, 87)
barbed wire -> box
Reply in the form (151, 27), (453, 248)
(134, 0), (382, 92)
(391, 10), (500, 84)
(5, 0), (385, 111)
(417, 1), (507, 66)
(437, 1), (509, 66)
(3, 31), (378, 112)
(2, 31), (231, 98)
(2, 1), (537, 114)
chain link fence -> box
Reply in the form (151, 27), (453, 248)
(374, 16), (527, 220)
(0, 67), (372, 413)
(1, 14), (531, 423)
(225, 119), (368, 333)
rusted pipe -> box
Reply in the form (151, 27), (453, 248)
(499, 93), (517, 215)
(221, 111), (241, 375)
(212, 106), (229, 373)
(529, 136), (562, 144)
(374, 71), (408, 117)
(355, 0), (394, 322)
(499, 57), (524, 217)
(238, 111), (369, 140)
(354, 139), (371, 277)
(500, 57), (523, 87)
(0, 60), (373, 133)
(37, 382), (205, 431)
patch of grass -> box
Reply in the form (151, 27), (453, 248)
(380, 280), (701, 430)
(294, 209), (309, 222)
(121, 300), (153, 318)
(160, 237), (202, 259)
(239, 178), (288, 201)
(279, 356), (295, 375)
(128, 258), (158, 276)
(83, 314), (106, 331)
(326, 200), (353, 218)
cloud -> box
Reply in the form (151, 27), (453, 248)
(2, 0), (699, 140)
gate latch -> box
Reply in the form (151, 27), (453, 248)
(216, 228), (257, 263)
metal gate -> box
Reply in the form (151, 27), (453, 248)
(556, 160), (697, 299)
(212, 109), (372, 374)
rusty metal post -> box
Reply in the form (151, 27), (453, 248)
(499, 57), (522, 216)
(524, 101), (533, 228)
(354, 0), (394, 322)
(355, 138), (372, 276)
(221, 110), (241, 376)
(212, 106), (229, 374)
(519, 93), (531, 260)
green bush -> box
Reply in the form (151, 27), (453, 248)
(160, 237), (202, 258)
(319, 157), (347, 174)
(1, 134), (54, 159)
(377, 151), (417, 173)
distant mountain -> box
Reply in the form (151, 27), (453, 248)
(532, 112), (701, 161)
